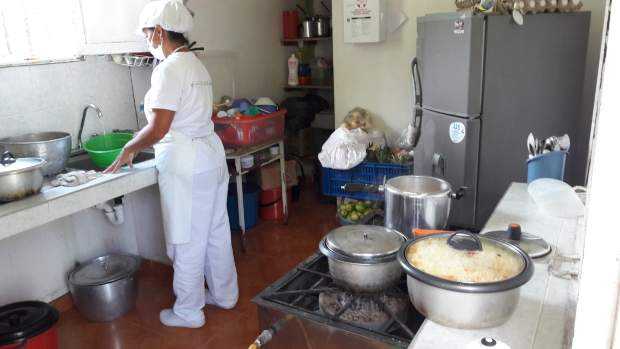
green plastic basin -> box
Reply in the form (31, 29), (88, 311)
(83, 133), (133, 169)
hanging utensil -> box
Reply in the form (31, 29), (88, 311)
(558, 134), (571, 151)
(527, 133), (536, 158)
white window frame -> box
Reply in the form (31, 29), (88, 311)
(572, 0), (620, 347)
(0, 0), (86, 67)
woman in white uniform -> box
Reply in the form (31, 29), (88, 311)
(104, 0), (239, 328)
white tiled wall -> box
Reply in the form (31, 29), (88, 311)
(0, 56), (142, 147)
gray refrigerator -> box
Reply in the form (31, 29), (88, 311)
(412, 12), (590, 229)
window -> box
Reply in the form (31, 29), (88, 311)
(0, 0), (84, 66)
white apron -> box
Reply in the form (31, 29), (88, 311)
(154, 130), (196, 244)
(154, 130), (225, 244)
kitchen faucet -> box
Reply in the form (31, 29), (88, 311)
(78, 104), (104, 149)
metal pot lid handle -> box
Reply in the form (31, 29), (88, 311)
(450, 186), (467, 200)
(1, 151), (16, 166)
(447, 231), (483, 251)
(341, 183), (383, 193)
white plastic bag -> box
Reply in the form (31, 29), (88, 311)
(318, 126), (370, 170)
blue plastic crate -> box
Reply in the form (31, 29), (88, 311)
(321, 162), (413, 201)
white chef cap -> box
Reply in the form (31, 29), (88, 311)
(137, 0), (194, 35)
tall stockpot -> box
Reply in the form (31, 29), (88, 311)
(343, 176), (464, 238)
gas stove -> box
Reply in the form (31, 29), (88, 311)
(252, 253), (425, 348)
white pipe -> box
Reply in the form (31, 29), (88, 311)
(95, 201), (124, 225)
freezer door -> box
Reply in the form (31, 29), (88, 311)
(417, 13), (485, 117)
(414, 110), (480, 228)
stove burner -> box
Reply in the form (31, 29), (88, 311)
(253, 254), (425, 347)
(319, 291), (409, 331)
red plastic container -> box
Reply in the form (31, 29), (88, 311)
(282, 11), (300, 39)
(0, 302), (59, 349)
(214, 109), (286, 147)
(260, 187), (293, 221)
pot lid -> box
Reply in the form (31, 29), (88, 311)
(398, 231), (534, 293)
(484, 224), (551, 259)
(324, 225), (406, 261)
(0, 152), (45, 176)
(0, 301), (59, 345)
(69, 254), (141, 287)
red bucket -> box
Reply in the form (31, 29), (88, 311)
(260, 187), (293, 221)
(0, 302), (59, 349)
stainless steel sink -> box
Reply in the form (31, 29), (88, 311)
(66, 150), (154, 171)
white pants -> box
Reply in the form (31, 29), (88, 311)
(165, 166), (239, 322)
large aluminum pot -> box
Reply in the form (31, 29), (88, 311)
(0, 132), (71, 176)
(68, 254), (141, 322)
(319, 225), (406, 293)
(397, 231), (534, 329)
(343, 176), (464, 238)
(0, 152), (46, 202)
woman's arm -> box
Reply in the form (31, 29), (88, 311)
(103, 108), (175, 173)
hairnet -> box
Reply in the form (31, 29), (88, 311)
(137, 0), (193, 35)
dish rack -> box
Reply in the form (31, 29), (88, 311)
(111, 54), (154, 68)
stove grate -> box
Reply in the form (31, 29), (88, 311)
(257, 254), (424, 346)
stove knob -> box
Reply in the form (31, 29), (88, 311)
(507, 224), (522, 241)
(481, 337), (497, 346)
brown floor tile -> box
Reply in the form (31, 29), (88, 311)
(56, 186), (337, 349)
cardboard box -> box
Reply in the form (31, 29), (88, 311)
(259, 160), (299, 190)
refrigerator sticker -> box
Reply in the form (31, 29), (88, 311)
(454, 19), (465, 35)
(449, 122), (466, 144)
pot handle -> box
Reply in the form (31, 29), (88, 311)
(450, 186), (467, 200)
(341, 183), (383, 193)
(1, 151), (16, 166)
(447, 231), (483, 251)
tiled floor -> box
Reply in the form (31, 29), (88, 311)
(54, 186), (338, 349)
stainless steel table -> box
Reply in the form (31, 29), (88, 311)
(226, 139), (288, 251)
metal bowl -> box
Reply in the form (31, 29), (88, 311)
(0, 132), (71, 176)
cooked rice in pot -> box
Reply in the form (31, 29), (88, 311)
(406, 237), (524, 283)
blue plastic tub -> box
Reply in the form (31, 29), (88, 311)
(321, 162), (413, 201)
(227, 183), (260, 231)
(527, 151), (567, 183)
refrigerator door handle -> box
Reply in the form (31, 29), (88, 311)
(432, 153), (445, 177)
(412, 57), (422, 106)
(411, 57), (423, 147)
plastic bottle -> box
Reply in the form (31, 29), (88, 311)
(546, 0), (558, 12)
(288, 54), (299, 86)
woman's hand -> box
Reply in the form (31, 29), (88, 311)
(104, 148), (135, 174)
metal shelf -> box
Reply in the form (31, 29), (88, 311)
(284, 84), (333, 91)
(281, 37), (332, 46)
